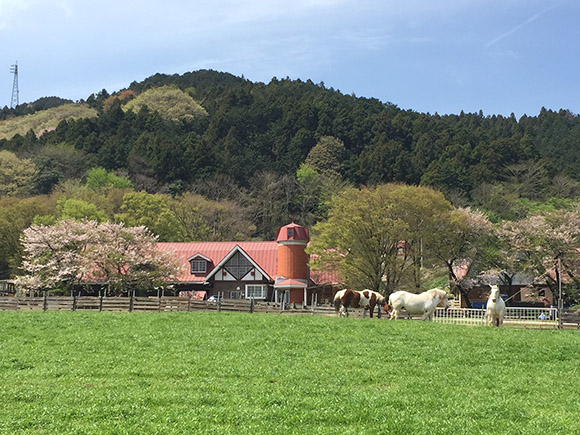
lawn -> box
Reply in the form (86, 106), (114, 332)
(0, 312), (579, 434)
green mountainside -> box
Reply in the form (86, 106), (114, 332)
(1, 69), (580, 231)
(2, 69), (580, 283)
(0, 103), (97, 140)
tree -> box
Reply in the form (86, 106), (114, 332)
(15, 220), (180, 295)
(244, 172), (296, 239)
(16, 220), (97, 294)
(295, 163), (321, 226)
(0, 196), (56, 279)
(57, 198), (108, 223)
(427, 207), (495, 307)
(498, 210), (580, 305)
(504, 160), (548, 200)
(122, 86), (208, 121)
(308, 184), (462, 295)
(115, 191), (183, 241)
(0, 150), (37, 197)
(384, 185), (454, 289)
(307, 185), (410, 294)
(88, 222), (180, 295)
(304, 136), (346, 178)
(168, 193), (255, 241)
(35, 143), (90, 186)
(85, 167), (134, 192)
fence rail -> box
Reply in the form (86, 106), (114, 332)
(0, 295), (346, 317)
(1, 295), (579, 329)
(434, 307), (560, 329)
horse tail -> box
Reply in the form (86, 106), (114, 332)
(333, 292), (342, 313)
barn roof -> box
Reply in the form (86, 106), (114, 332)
(158, 239), (342, 287)
(158, 241), (278, 283)
(310, 268), (342, 286)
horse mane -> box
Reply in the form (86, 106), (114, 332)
(427, 288), (448, 297)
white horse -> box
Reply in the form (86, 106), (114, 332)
(486, 285), (506, 327)
(388, 288), (451, 321)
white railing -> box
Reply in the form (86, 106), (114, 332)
(434, 306), (559, 328)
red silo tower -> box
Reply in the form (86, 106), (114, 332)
(275, 222), (309, 304)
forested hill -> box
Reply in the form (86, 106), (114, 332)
(2, 69), (580, 205)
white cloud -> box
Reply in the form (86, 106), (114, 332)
(485, 5), (556, 48)
(0, 0), (31, 30)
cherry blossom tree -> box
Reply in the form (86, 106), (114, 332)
(499, 210), (580, 305)
(16, 220), (180, 295)
(87, 222), (180, 295)
(17, 220), (97, 294)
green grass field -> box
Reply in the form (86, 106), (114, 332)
(1, 312), (579, 434)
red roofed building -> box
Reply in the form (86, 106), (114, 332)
(158, 223), (341, 304)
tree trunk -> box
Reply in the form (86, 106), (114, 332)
(453, 282), (472, 308)
(446, 260), (472, 308)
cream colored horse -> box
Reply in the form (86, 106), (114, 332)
(388, 288), (451, 321)
(486, 285), (506, 327)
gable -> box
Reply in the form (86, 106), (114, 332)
(205, 245), (273, 282)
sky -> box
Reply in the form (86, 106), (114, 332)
(1, 0), (579, 117)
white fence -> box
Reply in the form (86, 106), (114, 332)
(433, 306), (559, 328)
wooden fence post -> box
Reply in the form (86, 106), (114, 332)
(129, 291), (134, 312)
(250, 297), (254, 313)
(280, 291), (285, 312)
(43, 291), (47, 312)
(99, 293), (103, 312)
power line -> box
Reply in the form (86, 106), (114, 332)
(10, 61), (19, 108)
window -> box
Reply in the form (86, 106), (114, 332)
(224, 251), (253, 279)
(245, 284), (267, 299)
(287, 228), (294, 238)
(190, 260), (207, 274)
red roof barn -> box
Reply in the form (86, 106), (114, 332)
(158, 223), (340, 304)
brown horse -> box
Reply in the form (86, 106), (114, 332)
(334, 289), (391, 318)
(360, 289), (391, 318)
